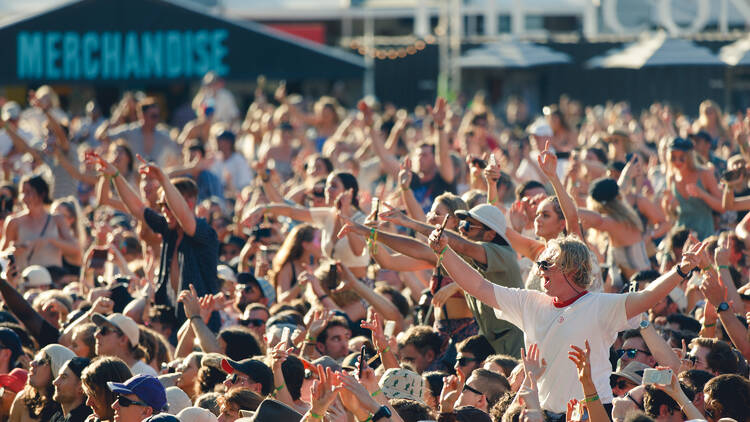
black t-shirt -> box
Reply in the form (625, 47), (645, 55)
(412, 172), (456, 212)
(50, 403), (92, 422)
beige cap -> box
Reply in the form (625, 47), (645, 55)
(21, 265), (52, 287)
(91, 312), (139, 347)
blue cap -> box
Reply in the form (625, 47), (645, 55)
(108, 374), (167, 411)
(0, 328), (22, 363)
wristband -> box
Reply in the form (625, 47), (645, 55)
(488, 198), (497, 205)
(436, 245), (449, 267)
(371, 389), (382, 397)
(718, 265), (730, 270)
(360, 415), (373, 422)
(379, 346), (390, 354)
(675, 266), (691, 280)
(271, 384), (284, 397)
(108, 170), (120, 180)
(582, 394), (599, 403)
(310, 412), (323, 419)
(703, 322), (716, 328)
(306, 335), (317, 342)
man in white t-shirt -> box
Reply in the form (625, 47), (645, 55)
(428, 231), (706, 414)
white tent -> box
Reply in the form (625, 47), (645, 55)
(587, 32), (724, 69)
(458, 39), (571, 68)
(719, 36), (750, 66)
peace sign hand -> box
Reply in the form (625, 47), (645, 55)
(537, 141), (558, 179)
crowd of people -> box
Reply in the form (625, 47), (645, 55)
(0, 73), (748, 422)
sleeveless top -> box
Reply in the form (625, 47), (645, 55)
(16, 214), (63, 269)
(672, 179), (714, 240)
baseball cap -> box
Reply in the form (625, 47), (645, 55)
(144, 415), (179, 422)
(217, 265), (237, 284)
(0, 368), (27, 393)
(248, 399), (302, 422)
(217, 130), (236, 143)
(65, 357), (91, 378)
(21, 265), (52, 288)
(221, 358), (273, 396)
(177, 407), (218, 422)
(669, 137), (694, 151)
(0, 328), (23, 363)
(454, 204), (509, 243)
(91, 312), (140, 347)
(108, 374), (168, 412)
(165, 386), (191, 414)
(1, 102), (21, 121)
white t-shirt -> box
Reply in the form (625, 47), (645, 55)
(309, 207), (370, 267)
(492, 287), (632, 413)
(130, 360), (158, 377)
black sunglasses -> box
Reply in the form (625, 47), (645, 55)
(610, 378), (632, 390)
(117, 395), (150, 408)
(240, 318), (265, 328)
(459, 220), (484, 232)
(536, 260), (553, 271)
(463, 384), (483, 396)
(624, 392), (643, 411)
(96, 325), (123, 337)
(616, 348), (651, 359)
(457, 356), (477, 366)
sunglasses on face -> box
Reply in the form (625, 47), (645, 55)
(616, 348), (651, 359)
(624, 392), (643, 411)
(226, 373), (248, 384)
(240, 318), (265, 328)
(610, 378), (633, 390)
(463, 384), (484, 396)
(459, 220), (483, 232)
(96, 325), (122, 337)
(31, 355), (50, 367)
(116, 395), (150, 408)
(536, 260), (554, 271)
(456, 356), (477, 366)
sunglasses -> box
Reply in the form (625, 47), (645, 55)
(610, 378), (633, 390)
(225, 373), (248, 384)
(31, 355), (51, 367)
(456, 356), (477, 366)
(240, 318), (265, 328)
(463, 384), (483, 396)
(536, 260), (554, 271)
(459, 220), (484, 232)
(96, 325), (123, 337)
(616, 348), (651, 359)
(624, 392), (643, 411)
(117, 395), (150, 408)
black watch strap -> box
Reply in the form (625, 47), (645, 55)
(372, 406), (391, 422)
(675, 265), (691, 279)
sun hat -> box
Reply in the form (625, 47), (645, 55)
(378, 368), (424, 403)
(91, 312), (139, 347)
(217, 265), (237, 284)
(248, 399), (302, 422)
(40, 344), (76, 378)
(165, 386), (192, 414)
(589, 178), (619, 204)
(177, 407), (218, 422)
(21, 265), (52, 288)
(611, 360), (650, 385)
(454, 204), (508, 243)
(108, 374), (168, 412)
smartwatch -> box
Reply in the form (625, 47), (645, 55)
(639, 319), (650, 330)
(372, 406), (392, 422)
(716, 302), (730, 313)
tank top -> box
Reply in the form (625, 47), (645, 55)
(16, 214), (63, 268)
(672, 179), (714, 240)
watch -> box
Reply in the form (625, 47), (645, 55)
(372, 406), (392, 422)
(639, 319), (650, 330)
(716, 302), (730, 313)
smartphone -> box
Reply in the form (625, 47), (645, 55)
(90, 249), (108, 270)
(329, 263), (338, 288)
(489, 153), (497, 167)
(471, 157), (487, 169)
(8, 254), (14, 266)
(721, 168), (744, 183)
(358, 345), (367, 378)
(642, 368), (672, 385)
(384, 320), (396, 338)
(280, 326), (291, 345)
(372, 198), (380, 221)
(436, 214), (450, 241)
(253, 227), (272, 239)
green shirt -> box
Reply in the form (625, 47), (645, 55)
(461, 242), (524, 358)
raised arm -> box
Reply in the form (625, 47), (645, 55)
(0, 120), (42, 162)
(699, 268), (750, 360)
(139, 155), (197, 236)
(339, 264), (403, 324)
(625, 241), (706, 320)
(685, 170), (723, 212)
(398, 160), (426, 222)
(95, 176), (128, 213)
(537, 142), (583, 238)
(54, 147), (98, 185)
(338, 218), (436, 265)
(430, 98), (456, 184)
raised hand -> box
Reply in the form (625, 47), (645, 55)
(432, 283), (460, 308)
(439, 369), (465, 413)
(517, 369), (541, 411)
(337, 372), (381, 416)
(378, 203), (409, 227)
(536, 141), (558, 179)
(85, 151), (118, 177)
(307, 309), (333, 340)
(309, 366), (340, 417)
(567, 340), (592, 383)
(428, 225), (449, 254)
(335, 188), (354, 214)
(508, 201), (529, 232)
(699, 270), (727, 306)
(270, 341), (294, 371)
(484, 154), (502, 183)
(178, 284), (201, 319)
(136, 154), (165, 181)
(427, 97), (447, 128)
(521, 343), (547, 381)
(398, 158), (413, 189)
(678, 240), (709, 273)
(360, 309), (388, 352)
(714, 235), (731, 267)
(90, 296), (114, 315)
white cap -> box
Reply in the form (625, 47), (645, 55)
(455, 204), (509, 243)
(165, 386), (192, 415)
(21, 265), (52, 287)
(39, 344), (76, 378)
(177, 407), (219, 422)
(528, 118), (553, 137)
(217, 265), (236, 284)
(1, 102), (21, 121)
(91, 312), (140, 347)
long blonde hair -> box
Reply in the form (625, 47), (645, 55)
(587, 196), (644, 232)
(269, 224), (316, 289)
(545, 235), (592, 289)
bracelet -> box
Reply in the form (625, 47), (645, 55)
(703, 322), (716, 328)
(271, 384), (284, 397)
(360, 415), (374, 422)
(582, 394), (599, 403)
(108, 170), (120, 180)
(488, 198), (497, 205)
(399, 185), (409, 192)
(675, 266), (691, 280)
(367, 228), (378, 255)
(718, 265), (730, 270)
(379, 346), (390, 354)
(310, 411), (323, 419)
(436, 245), (449, 267)
(306, 335), (317, 342)
(371, 389), (382, 397)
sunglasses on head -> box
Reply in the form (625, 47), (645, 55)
(616, 348), (651, 359)
(463, 384), (483, 396)
(117, 395), (150, 408)
(240, 318), (265, 328)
